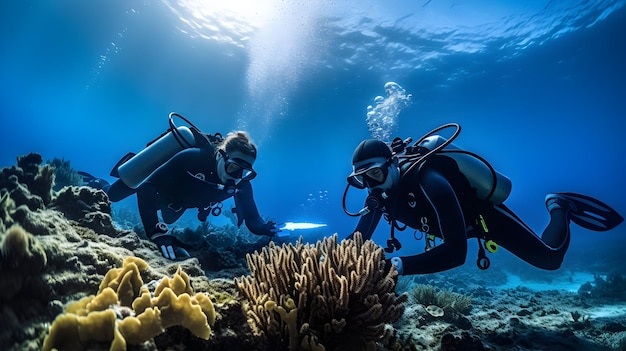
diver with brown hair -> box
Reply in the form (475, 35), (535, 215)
(87, 113), (280, 259)
(344, 124), (623, 275)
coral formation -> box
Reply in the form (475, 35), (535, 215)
(50, 185), (117, 236)
(0, 191), (14, 232)
(0, 224), (48, 300)
(0, 153), (58, 232)
(0, 154), (264, 351)
(14, 153), (55, 207)
(579, 273), (626, 300)
(42, 256), (216, 351)
(47, 157), (83, 191)
(235, 233), (407, 351)
(409, 284), (472, 321)
(409, 284), (438, 306)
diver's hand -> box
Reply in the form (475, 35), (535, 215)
(389, 257), (404, 275)
(150, 233), (191, 260)
(260, 221), (282, 237)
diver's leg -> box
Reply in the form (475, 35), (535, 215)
(481, 204), (569, 270)
(161, 205), (186, 224)
(136, 182), (161, 236)
(106, 179), (136, 202)
(540, 207), (570, 248)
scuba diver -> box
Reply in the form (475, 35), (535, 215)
(85, 112), (280, 260)
(343, 123), (623, 275)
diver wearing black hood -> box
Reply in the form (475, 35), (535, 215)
(93, 114), (280, 260)
(344, 124), (623, 275)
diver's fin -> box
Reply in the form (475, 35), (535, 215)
(77, 171), (96, 182)
(545, 192), (623, 231)
(77, 171), (110, 190)
(109, 152), (135, 178)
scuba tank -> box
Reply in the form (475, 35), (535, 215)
(417, 135), (512, 204)
(114, 113), (199, 189)
(117, 126), (195, 189)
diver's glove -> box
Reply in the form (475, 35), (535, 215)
(149, 223), (191, 260)
(389, 256), (404, 275)
(259, 221), (281, 237)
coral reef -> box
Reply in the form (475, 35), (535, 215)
(41, 256), (216, 351)
(0, 224), (48, 300)
(0, 154), (263, 351)
(235, 233), (407, 351)
(47, 157), (83, 191)
(176, 221), (275, 273)
(0, 153), (54, 219)
(0, 224), (50, 347)
(578, 273), (626, 300)
(409, 284), (472, 322)
(50, 185), (118, 236)
(3, 153), (626, 351)
(0, 191), (14, 232)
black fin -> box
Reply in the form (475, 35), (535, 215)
(550, 192), (624, 231)
(77, 171), (110, 190)
(77, 171), (96, 182)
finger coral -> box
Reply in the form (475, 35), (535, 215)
(235, 233), (407, 351)
(42, 256), (216, 351)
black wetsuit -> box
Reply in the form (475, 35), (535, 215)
(107, 147), (271, 237)
(354, 155), (570, 275)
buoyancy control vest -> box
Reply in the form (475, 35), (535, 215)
(416, 135), (512, 204)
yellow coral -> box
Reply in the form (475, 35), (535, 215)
(98, 256), (148, 307)
(42, 256), (215, 351)
(42, 309), (118, 351)
(131, 287), (152, 314)
(117, 307), (164, 345)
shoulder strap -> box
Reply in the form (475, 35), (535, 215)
(190, 128), (223, 150)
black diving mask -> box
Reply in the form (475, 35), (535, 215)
(347, 159), (391, 189)
(219, 149), (257, 181)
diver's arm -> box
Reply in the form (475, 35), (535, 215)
(233, 180), (274, 236)
(352, 208), (383, 241)
(397, 168), (468, 275)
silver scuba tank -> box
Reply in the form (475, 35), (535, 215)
(117, 126), (196, 189)
(418, 135), (512, 204)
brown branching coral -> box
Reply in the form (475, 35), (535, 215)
(235, 233), (407, 351)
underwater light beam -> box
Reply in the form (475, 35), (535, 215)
(279, 222), (328, 231)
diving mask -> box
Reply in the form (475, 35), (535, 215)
(347, 157), (391, 189)
(219, 149), (257, 181)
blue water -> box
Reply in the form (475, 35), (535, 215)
(2, 1), (625, 276)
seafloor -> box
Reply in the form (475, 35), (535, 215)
(1, 153), (626, 351)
